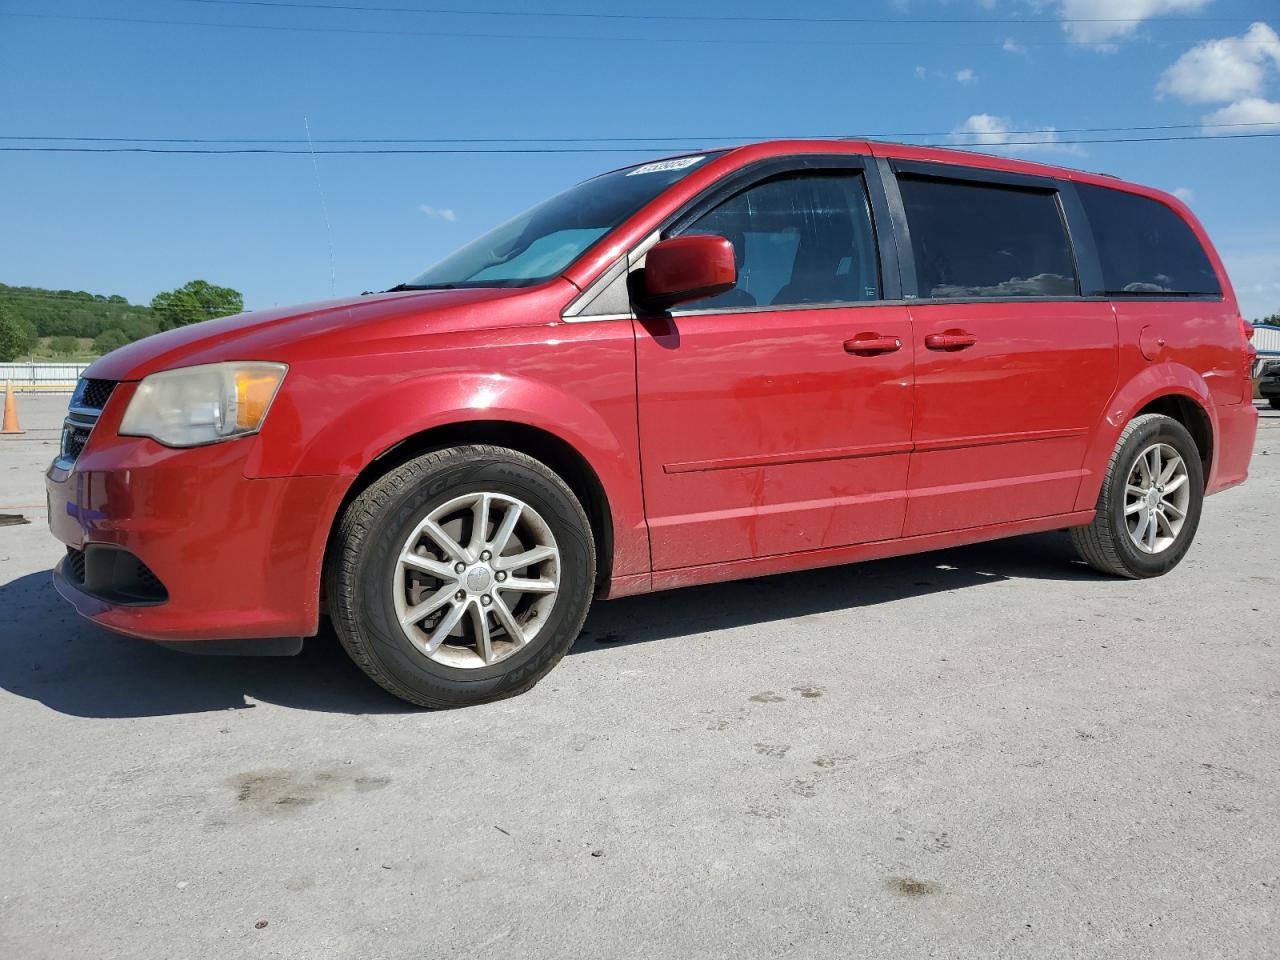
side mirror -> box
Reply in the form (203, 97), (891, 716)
(639, 235), (737, 311)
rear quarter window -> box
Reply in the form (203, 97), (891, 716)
(1077, 183), (1222, 297)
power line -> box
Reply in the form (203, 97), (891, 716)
(168, 0), (1261, 27)
(9, 12), (1279, 48)
(4, 121), (1279, 145)
(4, 132), (1280, 154)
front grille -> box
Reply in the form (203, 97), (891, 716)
(73, 378), (116, 412)
(66, 547), (87, 585)
(62, 424), (92, 461)
(135, 561), (164, 595)
(58, 377), (117, 467)
(64, 545), (168, 605)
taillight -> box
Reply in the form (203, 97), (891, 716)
(1240, 316), (1258, 383)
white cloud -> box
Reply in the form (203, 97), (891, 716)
(1201, 96), (1280, 131)
(1002, 37), (1027, 55)
(1157, 22), (1280, 104)
(1058, 0), (1212, 46)
(1172, 186), (1194, 202)
(950, 114), (1084, 155)
(1154, 22), (1280, 136)
(418, 204), (457, 222)
(913, 66), (979, 84)
(953, 114), (1010, 141)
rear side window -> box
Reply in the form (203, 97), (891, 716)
(678, 172), (881, 310)
(898, 175), (1078, 299)
(1077, 184), (1221, 296)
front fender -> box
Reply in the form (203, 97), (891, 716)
(244, 340), (649, 579)
(1072, 362), (1219, 511)
(270, 372), (629, 477)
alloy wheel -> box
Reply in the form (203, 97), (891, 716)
(393, 492), (561, 668)
(1123, 442), (1191, 555)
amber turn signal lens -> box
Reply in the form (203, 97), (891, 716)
(235, 370), (284, 429)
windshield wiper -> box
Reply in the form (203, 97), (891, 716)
(387, 282), (462, 292)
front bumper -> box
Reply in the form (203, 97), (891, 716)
(46, 389), (346, 643)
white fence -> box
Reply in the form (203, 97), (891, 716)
(0, 363), (90, 393)
(1254, 324), (1280, 355)
(1253, 324), (1280, 379)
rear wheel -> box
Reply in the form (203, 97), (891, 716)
(1070, 413), (1204, 579)
(1269, 398), (1280, 409)
(327, 445), (595, 708)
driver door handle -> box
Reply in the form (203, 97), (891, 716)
(844, 335), (903, 355)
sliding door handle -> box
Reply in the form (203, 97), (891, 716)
(924, 331), (978, 351)
(844, 335), (902, 355)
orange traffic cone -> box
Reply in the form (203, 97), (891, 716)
(2, 381), (24, 435)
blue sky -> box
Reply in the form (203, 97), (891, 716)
(2, 0), (1278, 319)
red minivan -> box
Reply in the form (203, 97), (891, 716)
(47, 139), (1258, 707)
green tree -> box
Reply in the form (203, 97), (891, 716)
(93, 328), (130, 355)
(120, 315), (159, 342)
(48, 335), (80, 357)
(0, 306), (36, 361)
(0, 283), (157, 341)
(16, 315), (37, 354)
(151, 280), (243, 330)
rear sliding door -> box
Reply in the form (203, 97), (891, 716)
(886, 162), (1119, 536)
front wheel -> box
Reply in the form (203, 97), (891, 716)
(1269, 398), (1280, 410)
(1070, 413), (1204, 579)
(327, 445), (596, 708)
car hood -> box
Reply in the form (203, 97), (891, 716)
(84, 283), (574, 382)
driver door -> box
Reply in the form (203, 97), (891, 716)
(632, 164), (915, 570)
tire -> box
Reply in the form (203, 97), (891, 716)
(1269, 398), (1280, 410)
(326, 445), (595, 708)
(1070, 413), (1204, 579)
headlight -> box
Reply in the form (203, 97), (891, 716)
(119, 362), (287, 447)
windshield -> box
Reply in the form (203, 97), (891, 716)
(403, 153), (720, 289)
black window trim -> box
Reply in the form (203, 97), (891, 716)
(563, 151), (1223, 323)
(652, 154), (902, 317)
(886, 158), (1091, 304)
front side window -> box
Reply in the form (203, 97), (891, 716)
(899, 175), (1078, 299)
(406, 153), (718, 289)
(676, 172), (881, 310)
(1077, 183), (1222, 296)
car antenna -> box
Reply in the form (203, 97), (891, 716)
(304, 114), (338, 298)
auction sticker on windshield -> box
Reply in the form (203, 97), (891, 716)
(625, 156), (706, 176)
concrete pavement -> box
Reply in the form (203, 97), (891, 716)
(2, 394), (1277, 959)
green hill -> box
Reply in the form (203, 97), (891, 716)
(0, 282), (160, 344)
